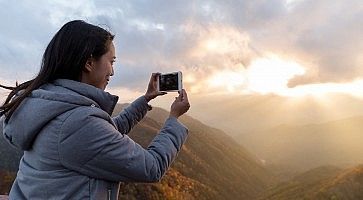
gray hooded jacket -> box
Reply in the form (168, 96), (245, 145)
(2, 79), (188, 200)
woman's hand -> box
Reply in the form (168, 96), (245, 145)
(170, 89), (190, 119)
(144, 73), (167, 102)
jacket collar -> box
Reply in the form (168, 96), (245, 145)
(52, 79), (119, 115)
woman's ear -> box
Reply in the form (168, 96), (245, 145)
(84, 58), (94, 72)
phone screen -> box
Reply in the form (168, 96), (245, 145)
(159, 73), (179, 91)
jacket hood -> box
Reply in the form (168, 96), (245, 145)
(2, 79), (119, 150)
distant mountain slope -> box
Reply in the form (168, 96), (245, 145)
(237, 116), (363, 171)
(260, 164), (363, 200)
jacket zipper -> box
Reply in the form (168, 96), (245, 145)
(107, 185), (112, 200)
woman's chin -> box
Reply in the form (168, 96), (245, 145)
(103, 83), (108, 90)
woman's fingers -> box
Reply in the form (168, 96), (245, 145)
(153, 73), (160, 82)
(149, 73), (160, 85)
(176, 90), (183, 101)
(181, 89), (188, 102)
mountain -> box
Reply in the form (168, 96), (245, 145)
(260, 164), (363, 200)
(0, 104), (276, 199)
(236, 116), (363, 171)
(114, 104), (276, 199)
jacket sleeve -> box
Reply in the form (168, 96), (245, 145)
(58, 107), (188, 182)
(112, 96), (151, 135)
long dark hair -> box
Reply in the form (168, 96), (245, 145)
(0, 20), (114, 122)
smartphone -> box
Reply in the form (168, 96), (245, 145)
(157, 71), (183, 92)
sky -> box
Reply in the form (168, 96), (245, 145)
(0, 0), (362, 131)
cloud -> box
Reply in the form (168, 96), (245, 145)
(290, 1), (363, 86)
(243, 0), (363, 86)
(0, 0), (361, 94)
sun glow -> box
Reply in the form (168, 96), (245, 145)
(206, 56), (306, 95)
(247, 56), (305, 94)
(282, 80), (363, 98)
(203, 55), (363, 98)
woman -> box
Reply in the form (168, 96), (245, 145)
(0, 20), (190, 199)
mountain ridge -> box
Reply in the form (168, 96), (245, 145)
(237, 115), (363, 171)
(260, 164), (363, 200)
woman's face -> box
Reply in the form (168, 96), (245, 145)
(82, 42), (116, 90)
